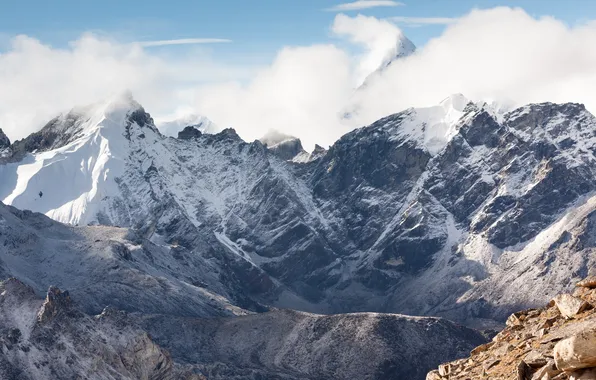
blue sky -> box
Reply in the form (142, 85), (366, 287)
(3, 0), (596, 63)
(4, 1), (596, 149)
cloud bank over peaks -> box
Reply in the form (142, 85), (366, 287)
(4, 8), (596, 151)
(332, 13), (413, 86)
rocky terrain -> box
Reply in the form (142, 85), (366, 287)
(0, 278), (199, 380)
(428, 276), (596, 380)
(138, 308), (485, 379)
(0, 277), (485, 380)
(0, 196), (486, 379)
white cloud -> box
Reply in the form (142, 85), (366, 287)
(137, 38), (232, 47)
(5, 8), (596, 153)
(189, 45), (355, 148)
(0, 34), (253, 143)
(332, 13), (407, 85)
(390, 16), (457, 25)
(325, 1), (404, 12)
(348, 7), (596, 126)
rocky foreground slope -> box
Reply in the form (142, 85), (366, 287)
(428, 277), (596, 380)
(0, 277), (484, 380)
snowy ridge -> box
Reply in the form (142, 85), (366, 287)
(0, 94), (151, 225)
(386, 93), (470, 155)
(1, 94), (596, 328)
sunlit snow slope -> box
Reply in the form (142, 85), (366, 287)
(2, 93), (596, 327)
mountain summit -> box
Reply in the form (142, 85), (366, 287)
(377, 32), (416, 71)
(1, 94), (595, 331)
(359, 32), (416, 88)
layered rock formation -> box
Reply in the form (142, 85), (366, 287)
(428, 277), (596, 379)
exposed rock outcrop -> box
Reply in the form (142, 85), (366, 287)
(427, 277), (596, 379)
(0, 278), (204, 380)
(177, 126), (202, 140)
(37, 286), (74, 322)
(0, 128), (10, 159)
(0, 128), (9, 149)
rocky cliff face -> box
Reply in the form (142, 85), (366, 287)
(0, 278), (200, 380)
(427, 276), (596, 380)
(0, 128), (10, 159)
(1, 94), (596, 328)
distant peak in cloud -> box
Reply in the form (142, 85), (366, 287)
(325, 1), (404, 12)
(137, 38), (232, 47)
(390, 16), (458, 25)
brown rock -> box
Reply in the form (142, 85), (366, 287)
(426, 370), (443, 380)
(471, 341), (495, 356)
(535, 328), (550, 338)
(524, 350), (549, 368)
(576, 276), (596, 289)
(484, 358), (500, 371)
(569, 368), (596, 380)
(539, 318), (559, 330)
(438, 363), (451, 376)
(531, 360), (562, 380)
(438, 359), (466, 376)
(37, 286), (73, 323)
(554, 328), (596, 371)
(120, 332), (173, 380)
(551, 373), (570, 380)
(552, 294), (590, 319)
(518, 360), (532, 380)
(508, 310), (535, 326)
(494, 343), (514, 357)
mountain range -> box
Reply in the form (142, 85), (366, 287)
(1, 88), (596, 378)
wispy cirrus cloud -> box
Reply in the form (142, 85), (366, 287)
(390, 16), (457, 25)
(325, 1), (404, 12)
(137, 38), (232, 47)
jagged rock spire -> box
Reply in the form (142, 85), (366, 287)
(37, 286), (73, 323)
(0, 128), (10, 149)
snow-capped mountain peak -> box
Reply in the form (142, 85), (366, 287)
(369, 93), (471, 156)
(3, 95), (596, 339)
(358, 32), (416, 89)
(0, 93), (159, 226)
(377, 32), (416, 71)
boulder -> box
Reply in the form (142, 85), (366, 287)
(577, 277), (596, 289)
(552, 294), (590, 318)
(426, 370), (442, 380)
(524, 350), (549, 368)
(531, 360), (562, 380)
(554, 328), (596, 371)
(518, 360), (532, 380)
